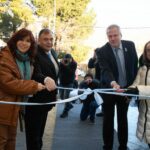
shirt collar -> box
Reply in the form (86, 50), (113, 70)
(45, 50), (51, 55)
(111, 42), (123, 51)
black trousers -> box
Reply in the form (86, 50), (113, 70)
(103, 95), (129, 150)
(25, 107), (48, 150)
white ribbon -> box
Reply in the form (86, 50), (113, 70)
(79, 88), (93, 100)
(94, 90), (103, 105)
(0, 87), (149, 105)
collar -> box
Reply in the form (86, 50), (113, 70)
(111, 42), (123, 51)
(38, 45), (52, 54)
(45, 50), (51, 55)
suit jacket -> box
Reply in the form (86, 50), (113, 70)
(96, 40), (138, 88)
(28, 46), (59, 112)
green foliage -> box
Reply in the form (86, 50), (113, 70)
(55, 0), (95, 62)
(0, 0), (9, 13)
(56, 0), (90, 22)
(57, 44), (91, 63)
(57, 51), (66, 59)
(0, 0), (95, 63)
(32, 0), (54, 29)
(31, 0), (95, 62)
(10, 1), (34, 24)
(67, 10), (96, 40)
(70, 44), (91, 63)
(31, 0), (95, 39)
(0, 0), (34, 38)
(56, 0), (95, 39)
(0, 12), (22, 38)
(31, 0), (53, 17)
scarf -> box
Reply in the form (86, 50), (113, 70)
(15, 50), (31, 80)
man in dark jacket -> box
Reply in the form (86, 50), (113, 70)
(59, 53), (77, 118)
(25, 29), (59, 150)
(96, 24), (138, 150)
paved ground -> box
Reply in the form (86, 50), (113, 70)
(16, 103), (149, 150)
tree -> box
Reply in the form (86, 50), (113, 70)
(0, 0), (95, 62)
(0, 0), (35, 38)
(10, 0), (34, 26)
(31, 0), (53, 29)
(56, 0), (95, 40)
(32, 0), (95, 62)
(0, 12), (22, 38)
(70, 44), (91, 63)
(55, 0), (95, 62)
(31, 0), (53, 17)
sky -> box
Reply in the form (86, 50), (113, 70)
(86, 0), (150, 55)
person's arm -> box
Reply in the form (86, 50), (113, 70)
(136, 85), (150, 97)
(125, 85), (150, 99)
(125, 67), (141, 96)
(129, 68), (141, 87)
(88, 58), (95, 69)
(0, 63), (39, 95)
(32, 56), (56, 91)
(90, 79), (100, 89)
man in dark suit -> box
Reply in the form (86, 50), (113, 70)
(96, 24), (138, 150)
(25, 29), (59, 150)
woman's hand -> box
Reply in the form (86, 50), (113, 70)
(37, 83), (46, 91)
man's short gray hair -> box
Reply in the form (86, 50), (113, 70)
(106, 24), (121, 34)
